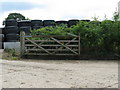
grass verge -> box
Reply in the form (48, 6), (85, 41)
(2, 49), (20, 60)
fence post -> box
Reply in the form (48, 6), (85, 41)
(78, 33), (80, 55)
(20, 31), (25, 57)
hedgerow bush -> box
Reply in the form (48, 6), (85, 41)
(31, 24), (70, 35)
(30, 19), (120, 56)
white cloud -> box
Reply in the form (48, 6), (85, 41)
(0, 0), (119, 27)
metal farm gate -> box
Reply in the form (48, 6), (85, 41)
(20, 31), (80, 56)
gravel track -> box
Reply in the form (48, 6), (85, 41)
(1, 59), (118, 88)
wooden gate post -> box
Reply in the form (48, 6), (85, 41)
(20, 31), (25, 57)
(78, 33), (80, 55)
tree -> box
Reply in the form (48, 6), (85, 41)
(6, 13), (26, 20)
(113, 11), (119, 21)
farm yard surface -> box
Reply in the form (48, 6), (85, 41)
(1, 59), (118, 88)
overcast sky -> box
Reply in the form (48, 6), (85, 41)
(0, 0), (119, 27)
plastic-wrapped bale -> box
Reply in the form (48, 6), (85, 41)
(4, 26), (18, 34)
(31, 20), (43, 26)
(18, 20), (31, 27)
(55, 20), (68, 26)
(0, 34), (4, 42)
(80, 20), (90, 22)
(4, 42), (20, 51)
(6, 34), (19, 42)
(32, 26), (44, 30)
(0, 42), (4, 49)
(0, 28), (3, 34)
(43, 20), (55, 27)
(31, 20), (43, 29)
(19, 26), (31, 34)
(68, 19), (79, 27)
(4, 19), (18, 26)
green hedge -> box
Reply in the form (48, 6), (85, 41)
(30, 20), (120, 56)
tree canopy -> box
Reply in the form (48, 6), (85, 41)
(6, 13), (26, 20)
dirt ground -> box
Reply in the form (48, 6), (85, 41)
(0, 59), (118, 88)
